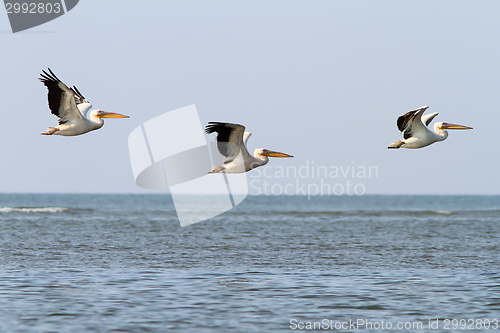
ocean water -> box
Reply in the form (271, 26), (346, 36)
(0, 193), (499, 332)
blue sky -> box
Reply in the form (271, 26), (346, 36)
(1, 1), (499, 194)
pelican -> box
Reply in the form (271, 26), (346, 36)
(388, 106), (472, 149)
(39, 68), (129, 136)
(205, 122), (293, 173)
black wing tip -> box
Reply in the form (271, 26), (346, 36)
(399, 106), (428, 118)
(73, 85), (82, 95)
(39, 67), (61, 84)
(205, 122), (243, 132)
(205, 122), (222, 134)
(71, 85), (86, 100)
(207, 121), (228, 126)
(205, 122), (228, 134)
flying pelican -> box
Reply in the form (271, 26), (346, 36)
(205, 122), (293, 173)
(388, 106), (472, 149)
(39, 68), (129, 136)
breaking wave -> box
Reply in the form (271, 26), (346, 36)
(0, 207), (67, 213)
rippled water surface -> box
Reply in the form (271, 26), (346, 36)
(1, 194), (499, 332)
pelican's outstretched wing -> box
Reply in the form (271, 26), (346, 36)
(397, 106), (429, 139)
(421, 112), (438, 127)
(243, 131), (252, 147)
(205, 122), (250, 163)
(39, 68), (84, 125)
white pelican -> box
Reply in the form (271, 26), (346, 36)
(205, 122), (293, 173)
(388, 106), (472, 149)
(39, 68), (129, 136)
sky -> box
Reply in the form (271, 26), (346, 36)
(1, 0), (499, 195)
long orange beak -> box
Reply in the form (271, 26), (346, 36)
(260, 150), (294, 158)
(440, 123), (472, 130)
(97, 111), (130, 119)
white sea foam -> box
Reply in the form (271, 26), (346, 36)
(0, 207), (67, 213)
(434, 210), (453, 215)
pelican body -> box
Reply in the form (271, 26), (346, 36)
(205, 122), (293, 173)
(388, 106), (472, 149)
(39, 68), (129, 136)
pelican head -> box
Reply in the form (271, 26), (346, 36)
(256, 148), (294, 158)
(437, 122), (473, 130)
(94, 110), (130, 118)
